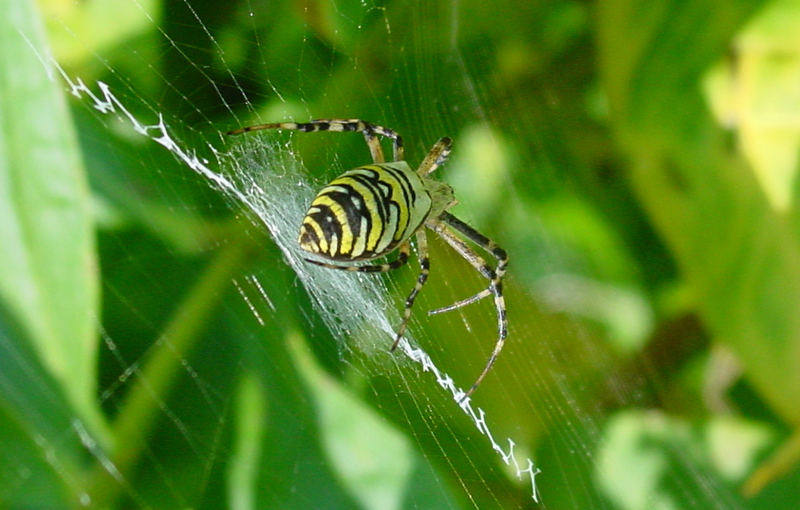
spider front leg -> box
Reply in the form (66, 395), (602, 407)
(427, 212), (508, 399)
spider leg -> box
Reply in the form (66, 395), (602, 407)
(417, 137), (453, 176)
(440, 212), (508, 281)
(227, 119), (404, 163)
(427, 212), (508, 400)
(364, 122), (404, 162)
(363, 129), (386, 164)
(304, 242), (410, 273)
(390, 230), (430, 351)
(428, 288), (492, 315)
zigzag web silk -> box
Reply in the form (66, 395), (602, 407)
(52, 63), (542, 502)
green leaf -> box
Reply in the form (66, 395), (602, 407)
(0, 304), (87, 507)
(595, 411), (774, 510)
(597, 0), (800, 423)
(704, 0), (800, 213)
(288, 331), (459, 510)
(0, 0), (104, 438)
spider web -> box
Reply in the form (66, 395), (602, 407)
(61, 68), (541, 497)
(1, 0), (777, 509)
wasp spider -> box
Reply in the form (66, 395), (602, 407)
(228, 119), (508, 399)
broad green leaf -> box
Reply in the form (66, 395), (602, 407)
(233, 256), (365, 510)
(705, 0), (800, 212)
(0, 0), (104, 438)
(288, 331), (460, 510)
(0, 306), (87, 507)
(597, 0), (800, 424)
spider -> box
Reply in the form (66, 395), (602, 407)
(228, 119), (508, 399)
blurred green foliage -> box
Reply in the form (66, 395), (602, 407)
(2, 0), (800, 508)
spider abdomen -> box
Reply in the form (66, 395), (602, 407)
(298, 162), (432, 261)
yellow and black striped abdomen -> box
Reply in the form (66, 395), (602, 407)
(298, 162), (432, 261)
